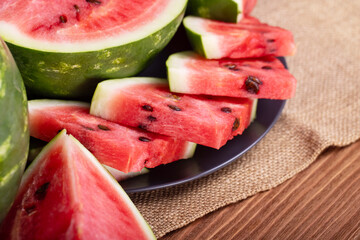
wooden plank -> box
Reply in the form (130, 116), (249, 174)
(160, 140), (360, 240)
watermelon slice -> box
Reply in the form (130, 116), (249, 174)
(0, 0), (187, 98)
(186, 0), (257, 23)
(28, 100), (196, 173)
(0, 39), (29, 222)
(183, 16), (296, 59)
(167, 51), (296, 99)
(0, 130), (155, 239)
(90, 77), (255, 149)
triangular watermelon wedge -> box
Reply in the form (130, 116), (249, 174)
(0, 130), (155, 239)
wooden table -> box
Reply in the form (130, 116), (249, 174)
(160, 140), (360, 239)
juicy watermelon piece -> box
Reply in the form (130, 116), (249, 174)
(90, 77), (254, 149)
(184, 16), (296, 59)
(167, 51), (296, 99)
(0, 0), (187, 98)
(0, 130), (155, 239)
(28, 100), (196, 173)
(0, 39), (29, 222)
(186, 0), (257, 23)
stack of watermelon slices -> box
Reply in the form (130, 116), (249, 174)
(25, 1), (297, 177)
(87, 6), (297, 157)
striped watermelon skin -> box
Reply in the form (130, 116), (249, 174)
(0, 39), (29, 222)
(186, 0), (258, 23)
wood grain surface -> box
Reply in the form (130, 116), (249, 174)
(160, 140), (360, 240)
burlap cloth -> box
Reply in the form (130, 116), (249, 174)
(129, 0), (360, 238)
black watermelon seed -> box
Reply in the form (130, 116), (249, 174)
(168, 105), (181, 111)
(97, 125), (110, 131)
(86, 0), (102, 4)
(139, 137), (151, 142)
(24, 205), (37, 215)
(224, 64), (240, 71)
(232, 118), (240, 131)
(138, 124), (147, 130)
(221, 107), (232, 113)
(57, 129), (62, 133)
(147, 115), (157, 122)
(261, 66), (272, 70)
(245, 76), (262, 94)
(82, 125), (95, 131)
(59, 15), (67, 23)
(267, 39), (275, 43)
(35, 182), (50, 200)
(142, 105), (153, 112)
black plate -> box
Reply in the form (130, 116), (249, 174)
(121, 26), (286, 193)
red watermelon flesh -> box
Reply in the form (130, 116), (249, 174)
(28, 100), (196, 173)
(0, 130), (155, 239)
(184, 16), (296, 59)
(0, 0), (169, 43)
(244, 0), (257, 15)
(208, 17), (295, 58)
(167, 51), (296, 99)
(90, 78), (254, 149)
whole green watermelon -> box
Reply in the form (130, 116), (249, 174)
(0, 39), (29, 222)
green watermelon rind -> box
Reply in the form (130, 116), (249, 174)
(183, 16), (224, 59)
(22, 130), (156, 239)
(187, 0), (243, 23)
(1, 3), (187, 99)
(0, 39), (29, 222)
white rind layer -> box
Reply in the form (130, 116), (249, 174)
(183, 142), (197, 159)
(183, 16), (223, 59)
(104, 166), (150, 181)
(28, 99), (90, 112)
(0, 0), (187, 52)
(234, 0), (244, 22)
(166, 51), (194, 93)
(250, 99), (258, 122)
(90, 77), (167, 118)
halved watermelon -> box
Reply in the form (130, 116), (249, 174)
(28, 100), (196, 173)
(0, 130), (155, 239)
(0, 0), (187, 98)
(167, 51), (296, 99)
(0, 39), (29, 222)
(186, 0), (257, 23)
(90, 77), (255, 149)
(184, 16), (296, 59)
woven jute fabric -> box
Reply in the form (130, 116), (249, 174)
(129, 0), (360, 238)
